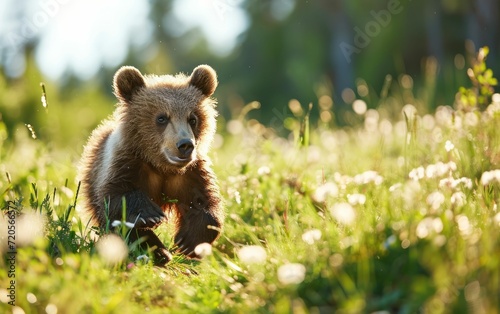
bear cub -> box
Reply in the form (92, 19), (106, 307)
(79, 65), (224, 264)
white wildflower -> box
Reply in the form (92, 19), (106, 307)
(17, 211), (45, 246)
(402, 181), (421, 206)
(426, 161), (456, 179)
(426, 191), (445, 210)
(494, 212), (500, 225)
(124, 221), (135, 228)
(96, 234), (129, 265)
(194, 243), (213, 258)
(277, 263), (306, 285)
(237, 245), (267, 265)
(451, 192), (466, 207)
(257, 166), (271, 176)
(301, 229), (322, 245)
(480, 170), (500, 185)
(111, 220), (122, 228)
(330, 202), (356, 225)
(439, 177), (472, 190)
(460, 177), (473, 189)
(445, 140), (455, 152)
(464, 112), (479, 127)
(347, 193), (366, 205)
(312, 182), (338, 203)
(389, 183), (402, 192)
(438, 177), (453, 189)
(456, 215), (472, 236)
(409, 166), (424, 181)
(354, 170), (383, 185)
(416, 217), (443, 239)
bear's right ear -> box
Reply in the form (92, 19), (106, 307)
(113, 66), (146, 103)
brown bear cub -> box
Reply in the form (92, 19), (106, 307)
(79, 65), (224, 264)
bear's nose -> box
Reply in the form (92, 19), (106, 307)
(176, 139), (194, 158)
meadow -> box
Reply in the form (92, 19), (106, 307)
(1, 48), (499, 313)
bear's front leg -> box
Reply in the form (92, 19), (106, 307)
(128, 228), (172, 265)
(107, 190), (171, 264)
(173, 163), (224, 258)
(107, 190), (166, 228)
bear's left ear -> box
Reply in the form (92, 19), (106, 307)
(113, 66), (146, 103)
(189, 65), (218, 97)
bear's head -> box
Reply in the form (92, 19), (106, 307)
(113, 65), (218, 173)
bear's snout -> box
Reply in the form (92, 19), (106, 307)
(176, 138), (195, 158)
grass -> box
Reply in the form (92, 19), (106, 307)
(1, 50), (500, 313)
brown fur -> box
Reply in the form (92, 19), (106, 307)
(79, 65), (224, 264)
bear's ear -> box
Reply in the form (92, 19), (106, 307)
(113, 66), (146, 102)
(189, 65), (218, 97)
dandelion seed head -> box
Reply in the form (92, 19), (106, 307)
(486, 102), (500, 117)
(347, 193), (366, 205)
(330, 202), (356, 225)
(445, 140), (454, 152)
(402, 104), (417, 117)
(416, 217), (432, 238)
(425, 161), (456, 179)
(17, 211), (45, 246)
(301, 229), (322, 245)
(45, 304), (58, 314)
(389, 183), (402, 192)
(379, 119), (393, 135)
(481, 170), (500, 185)
(312, 182), (338, 203)
(277, 263), (306, 285)
(439, 177), (453, 189)
(464, 112), (479, 127)
(237, 245), (267, 265)
(257, 166), (271, 176)
(422, 114), (435, 130)
(494, 212), (500, 225)
(27, 292), (37, 304)
(194, 242), (213, 258)
(416, 217), (443, 239)
(426, 191), (445, 210)
(402, 181), (421, 205)
(354, 170), (383, 185)
(435, 106), (454, 126)
(96, 234), (128, 265)
(451, 192), (466, 207)
(492, 93), (500, 104)
(456, 215), (472, 236)
(409, 166), (425, 181)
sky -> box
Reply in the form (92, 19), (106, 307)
(0, 0), (249, 80)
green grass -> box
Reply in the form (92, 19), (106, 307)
(1, 51), (500, 313)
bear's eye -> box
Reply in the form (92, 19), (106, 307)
(156, 115), (169, 125)
(188, 116), (197, 127)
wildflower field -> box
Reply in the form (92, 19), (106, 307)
(1, 49), (500, 313)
